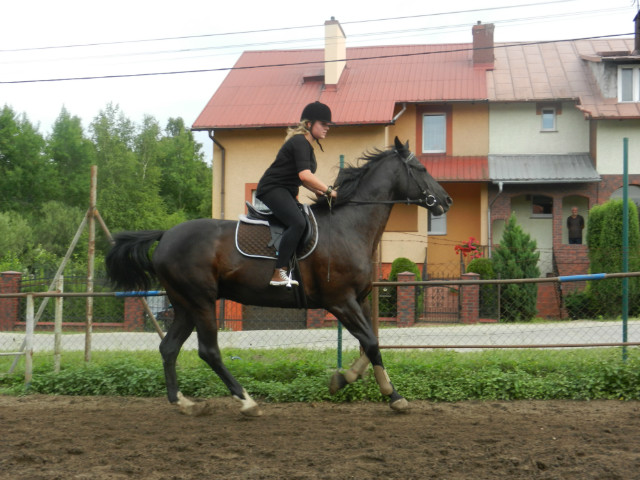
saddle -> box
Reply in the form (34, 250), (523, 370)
(235, 202), (318, 260)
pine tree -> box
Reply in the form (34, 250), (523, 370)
(492, 213), (540, 322)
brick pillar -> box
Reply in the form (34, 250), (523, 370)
(460, 272), (480, 324)
(306, 309), (326, 329)
(396, 272), (416, 328)
(0, 271), (22, 331)
(123, 297), (145, 331)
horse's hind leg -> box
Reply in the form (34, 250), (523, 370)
(159, 305), (195, 406)
(195, 311), (263, 417)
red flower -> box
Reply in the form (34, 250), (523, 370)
(454, 237), (482, 259)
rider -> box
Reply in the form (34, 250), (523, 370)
(256, 101), (338, 287)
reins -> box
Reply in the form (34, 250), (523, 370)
(335, 151), (438, 208)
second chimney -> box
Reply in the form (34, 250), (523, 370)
(325, 17), (346, 86)
(472, 21), (495, 67)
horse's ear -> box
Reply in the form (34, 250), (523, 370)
(404, 140), (410, 151)
(394, 137), (404, 152)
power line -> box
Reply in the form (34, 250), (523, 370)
(0, 32), (633, 85)
(0, 0), (580, 53)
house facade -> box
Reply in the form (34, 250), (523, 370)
(193, 16), (640, 283)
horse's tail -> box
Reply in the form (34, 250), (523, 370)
(105, 230), (165, 292)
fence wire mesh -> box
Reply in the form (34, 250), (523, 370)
(1, 274), (639, 368)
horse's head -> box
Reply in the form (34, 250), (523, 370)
(393, 137), (452, 216)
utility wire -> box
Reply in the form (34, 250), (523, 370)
(0, 32), (633, 85)
(0, 0), (582, 53)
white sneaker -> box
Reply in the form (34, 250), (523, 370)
(269, 268), (299, 287)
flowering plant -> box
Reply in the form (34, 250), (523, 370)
(454, 237), (482, 259)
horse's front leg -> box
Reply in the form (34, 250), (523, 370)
(329, 298), (409, 412)
(329, 353), (370, 394)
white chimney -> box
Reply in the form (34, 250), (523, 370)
(324, 17), (346, 86)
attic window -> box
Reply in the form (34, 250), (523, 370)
(619, 66), (640, 102)
(303, 74), (324, 84)
(536, 102), (560, 132)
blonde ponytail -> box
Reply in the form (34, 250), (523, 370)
(285, 120), (310, 141)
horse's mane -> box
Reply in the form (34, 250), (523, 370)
(312, 147), (392, 209)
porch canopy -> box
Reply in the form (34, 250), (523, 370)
(488, 154), (600, 183)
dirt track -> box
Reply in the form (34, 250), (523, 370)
(1, 395), (639, 479)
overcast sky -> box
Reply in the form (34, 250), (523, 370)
(1, 0), (638, 161)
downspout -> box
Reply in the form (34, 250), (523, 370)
(487, 181), (503, 258)
(384, 103), (407, 146)
(209, 130), (226, 220)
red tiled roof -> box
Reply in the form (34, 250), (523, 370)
(193, 44), (488, 129)
(420, 156), (489, 182)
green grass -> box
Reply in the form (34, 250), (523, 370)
(1, 348), (639, 402)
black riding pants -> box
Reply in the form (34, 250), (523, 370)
(257, 188), (306, 269)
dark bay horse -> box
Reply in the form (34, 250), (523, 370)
(105, 137), (452, 416)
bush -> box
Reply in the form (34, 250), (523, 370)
(467, 257), (498, 318)
(492, 214), (540, 322)
(563, 290), (597, 320)
(385, 257), (424, 315)
(586, 200), (640, 317)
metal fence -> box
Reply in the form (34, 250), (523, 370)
(2, 273), (639, 380)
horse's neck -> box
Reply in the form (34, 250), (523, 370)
(319, 203), (394, 254)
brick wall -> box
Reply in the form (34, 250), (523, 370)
(0, 272), (21, 331)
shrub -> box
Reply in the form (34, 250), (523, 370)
(385, 257), (423, 316)
(492, 213), (540, 322)
(563, 290), (597, 320)
(467, 257), (498, 318)
(586, 200), (640, 317)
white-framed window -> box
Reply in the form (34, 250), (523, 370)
(422, 113), (446, 153)
(618, 66), (640, 102)
(428, 212), (447, 235)
(540, 107), (556, 131)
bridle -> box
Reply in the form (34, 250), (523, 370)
(341, 150), (438, 208)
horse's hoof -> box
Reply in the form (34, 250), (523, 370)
(329, 371), (348, 395)
(390, 397), (410, 412)
(234, 389), (263, 417)
(240, 404), (263, 417)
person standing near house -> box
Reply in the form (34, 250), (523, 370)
(256, 101), (338, 287)
(567, 206), (585, 244)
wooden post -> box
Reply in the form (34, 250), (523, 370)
(54, 277), (63, 373)
(24, 294), (34, 386)
(85, 166), (97, 363)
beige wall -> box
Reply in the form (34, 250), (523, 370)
(452, 103), (489, 155)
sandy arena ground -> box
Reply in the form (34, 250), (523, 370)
(1, 395), (639, 479)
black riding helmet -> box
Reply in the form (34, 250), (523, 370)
(300, 101), (332, 124)
(300, 102), (332, 151)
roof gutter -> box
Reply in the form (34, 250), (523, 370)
(209, 131), (226, 220)
(487, 181), (503, 258)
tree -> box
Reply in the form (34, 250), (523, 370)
(0, 105), (54, 212)
(492, 213), (540, 322)
(46, 107), (96, 209)
(0, 210), (33, 257)
(90, 104), (172, 232)
(30, 200), (86, 257)
(157, 117), (211, 218)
